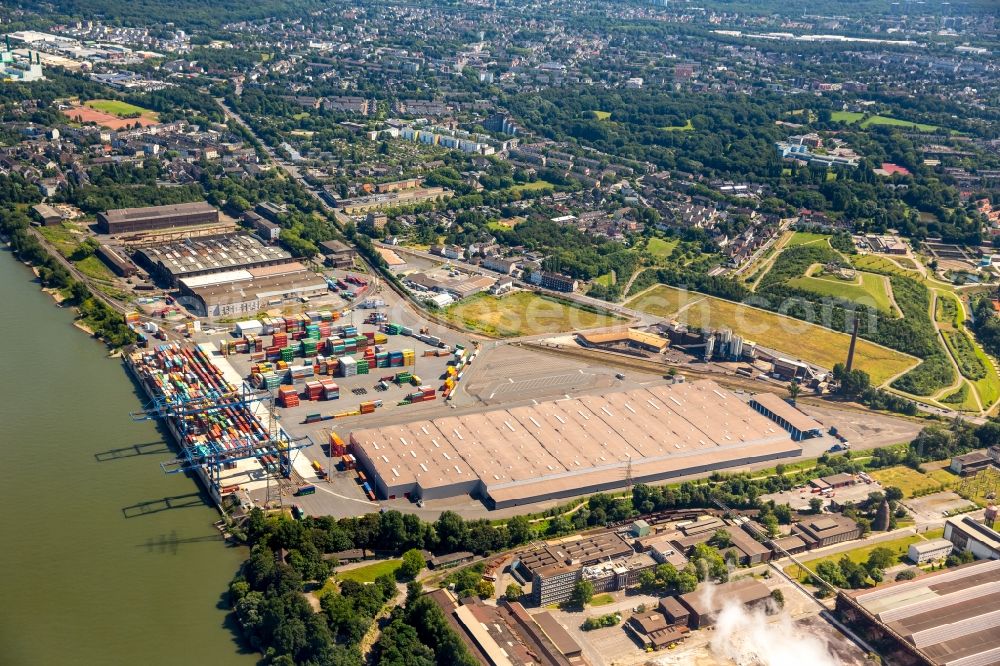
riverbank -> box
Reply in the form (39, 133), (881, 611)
(0, 247), (255, 666)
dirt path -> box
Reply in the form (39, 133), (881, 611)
(619, 267), (651, 301)
(927, 291), (976, 409)
(882, 273), (904, 319)
(747, 231), (794, 292)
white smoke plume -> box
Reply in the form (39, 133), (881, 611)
(708, 590), (839, 666)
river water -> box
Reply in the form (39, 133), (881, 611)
(0, 248), (256, 665)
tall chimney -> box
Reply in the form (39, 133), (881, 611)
(845, 316), (860, 372)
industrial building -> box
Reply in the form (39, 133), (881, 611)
(837, 559), (1000, 666)
(318, 240), (358, 268)
(31, 203), (64, 226)
(791, 514), (863, 549)
(97, 202), (220, 235)
(676, 578), (772, 629)
(95, 243), (136, 277)
(944, 515), (1000, 560)
(810, 473), (857, 491)
(513, 532), (640, 606)
(428, 591), (587, 666)
(349, 380), (802, 508)
(336, 186), (451, 214)
(242, 210), (281, 242)
(577, 329), (670, 356)
(136, 234), (293, 286)
(749, 392), (823, 441)
(907, 539), (953, 564)
(950, 451), (994, 476)
(178, 262), (329, 318)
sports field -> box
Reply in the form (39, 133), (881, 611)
(831, 111), (940, 132)
(626, 285), (916, 384)
(64, 100), (159, 129)
(788, 267), (896, 315)
(444, 292), (623, 338)
(85, 99), (153, 118)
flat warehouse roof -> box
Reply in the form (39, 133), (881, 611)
(102, 201), (217, 222)
(350, 380), (801, 504)
(849, 560), (1000, 666)
(750, 392), (823, 432)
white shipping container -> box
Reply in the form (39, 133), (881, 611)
(236, 320), (264, 336)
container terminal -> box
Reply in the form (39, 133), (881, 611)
(125, 341), (315, 509)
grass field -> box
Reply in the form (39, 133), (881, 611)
(646, 237), (680, 260)
(788, 269), (896, 315)
(593, 272), (615, 287)
(785, 535), (924, 582)
(85, 99), (156, 118)
(336, 559), (401, 583)
(851, 254), (922, 278)
(509, 180), (556, 193)
(590, 593), (615, 606)
(626, 285), (916, 385)
(36, 223), (83, 257)
(869, 466), (956, 498)
(785, 232), (831, 248)
(444, 292), (623, 338)
(591, 110), (612, 121)
(830, 110), (940, 132)
(75, 255), (116, 282)
(660, 119), (695, 131)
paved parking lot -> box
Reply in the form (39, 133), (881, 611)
(761, 477), (883, 513)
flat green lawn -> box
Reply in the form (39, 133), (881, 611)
(785, 535), (924, 582)
(786, 232), (830, 248)
(830, 110), (940, 132)
(591, 110), (612, 121)
(830, 111), (866, 123)
(85, 99), (155, 118)
(660, 119), (694, 131)
(75, 255), (116, 282)
(593, 272), (615, 287)
(336, 559), (401, 583)
(869, 466), (956, 498)
(590, 593), (615, 606)
(788, 270), (896, 315)
(626, 285), (916, 385)
(509, 180), (556, 193)
(646, 237), (680, 260)
(292, 112), (310, 120)
(443, 292), (624, 338)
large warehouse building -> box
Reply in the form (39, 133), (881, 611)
(349, 380), (802, 508)
(97, 202), (221, 235)
(837, 559), (1000, 666)
(179, 262), (329, 318)
(136, 234), (294, 286)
